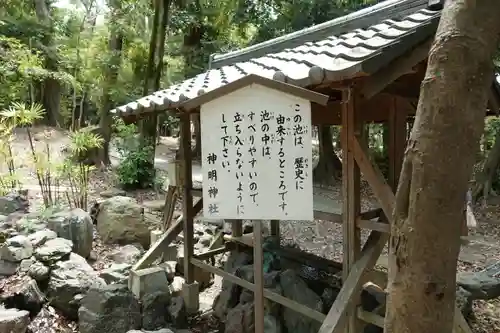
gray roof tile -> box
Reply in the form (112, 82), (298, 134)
(112, 1), (440, 116)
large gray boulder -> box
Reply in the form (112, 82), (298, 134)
(0, 193), (29, 215)
(34, 238), (73, 264)
(0, 308), (30, 333)
(0, 235), (33, 262)
(47, 253), (106, 319)
(47, 208), (93, 258)
(96, 196), (153, 248)
(280, 269), (322, 333)
(78, 284), (141, 333)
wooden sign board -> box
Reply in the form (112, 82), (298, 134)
(200, 83), (314, 220)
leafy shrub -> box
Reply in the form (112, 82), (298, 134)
(114, 118), (156, 189)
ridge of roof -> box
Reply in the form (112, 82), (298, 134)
(210, 0), (430, 68)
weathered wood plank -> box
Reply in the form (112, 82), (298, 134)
(318, 231), (389, 333)
(351, 136), (395, 221)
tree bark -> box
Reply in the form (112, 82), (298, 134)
(313, 125), (342, 183)
(385, 2), (500, 333)
(97, 2), (124, 166)
(33, 0), (61, 127)
(472, 126), (500, 201)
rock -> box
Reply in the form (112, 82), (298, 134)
(15, 215), (47, 234)
(27, 261), (50, 282)
(225, 302), (254, 333)
(0, 235), (33, 262)
(159, 261), (178, 282)
(127, 329), (174, 333)
(100, 188), (126, 198)
(18, 257), (36, 273)
(457, 271), (500, 300)
(280, 269), (322, 333)
(0, 260), (18, 276)
(0, 214), (6, 223)
(197, 234), (212, 247)
(0, 308), (30, 333)
(141, 291), (171, 330)
(168, 296), (188, 328)
(78, 284), (141, 333)
(0, 276), (45, 318)
(142, 200), (165, 212)
(109, 244), (143, 264)
(213, 251), (252, 319)
(96, 196), (155, 248)
(169, 276), (185, 296)
(27, 229), (57, 248)
(46, 208), (93, 258)
(321, 288), (338, 313)
(456, 286), (473, 319)
(47, 253), (106, 319)
(34, 238), (73, 264)
(0, 193), (29, 215)
(99, 263), (131, 284)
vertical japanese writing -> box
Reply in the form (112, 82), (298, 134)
(276, 113), (289, 213)
(206, 151), (219, 216)
(234, 112), (245, 215)
(292, 103), (309, 191)
(248, 111), (259, 206)
(200, 86), (313, 220)
(220, 113), (231, 173)
(260, 110), (272, 159)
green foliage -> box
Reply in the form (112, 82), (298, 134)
(114, 119), (156, 189)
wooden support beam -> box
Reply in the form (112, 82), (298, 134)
(318, 231), (389, 333)
(341, 89), (363, 333)
(314, 211), (342, 223)
(356, 218), (390, 233)
(132, 198), (203, 271)
(181, 114), (195, 284)
(191, 258), (326, 322)
(359, 208), (382, 220)
(360, 39), (432, 100)
(193, 246), (229, 260)
(351, 136), (395, 221)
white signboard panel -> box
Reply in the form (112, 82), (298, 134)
(200, 83), (313, 220)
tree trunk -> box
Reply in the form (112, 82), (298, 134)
(33, 0), (61, 127)
(97, 10), (124, 166)
(313, 125), (342, 183)
(472, 126), (500, 201)
(140, 0), (171, 162)
(385, 2), (500, 333)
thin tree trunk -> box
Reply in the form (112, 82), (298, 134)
(472, 126), (500, 201)
(385, 2), (500, 333)
(33, 0), (61, 127)
(97, 7), (124, 166)
(313, 125), (342, 183)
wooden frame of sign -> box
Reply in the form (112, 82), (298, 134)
(182, 74), (329, 332)
(123, 39), (477, 333)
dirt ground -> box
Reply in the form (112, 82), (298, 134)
(3, 126), (500, 332)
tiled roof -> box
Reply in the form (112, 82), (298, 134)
(112, 0), (441, 116)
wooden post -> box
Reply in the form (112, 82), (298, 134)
(270, 219), (280, 238)
(253, 220), (265, 333)
(181, 114), (195, 280)
(341, 88), (362, 333)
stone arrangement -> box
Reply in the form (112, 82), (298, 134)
(0, 192), (216, 333)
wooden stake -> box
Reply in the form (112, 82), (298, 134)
(253, 220), (265, 333)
